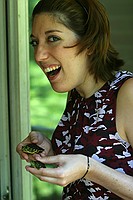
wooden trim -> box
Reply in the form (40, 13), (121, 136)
(0, 0), (11, 199)
(7, 0), (32, 199)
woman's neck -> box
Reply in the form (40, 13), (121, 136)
(76, 77), (106, 99)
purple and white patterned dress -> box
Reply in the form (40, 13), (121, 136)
(51, 71), (133, 200)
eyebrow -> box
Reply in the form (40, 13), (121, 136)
(30, 30), (63, 38)
(45, 30), (63, 34)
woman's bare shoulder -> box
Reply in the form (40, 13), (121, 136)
(117, 77), (133, 147)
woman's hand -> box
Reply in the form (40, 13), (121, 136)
(25, 154), (88, 186)
(16, 131), (54, 162)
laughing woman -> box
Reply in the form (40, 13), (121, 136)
(16, 0), (133, 199)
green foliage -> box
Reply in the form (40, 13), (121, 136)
(30, 60), (67, 130)
(33, 177), (62, 200)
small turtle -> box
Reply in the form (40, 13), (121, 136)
(22, 143), (44, 154)
(30, 160), (46, 169)
(22, 143), (46, 169)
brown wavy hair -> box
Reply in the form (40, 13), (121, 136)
(32, 0), (124, 82)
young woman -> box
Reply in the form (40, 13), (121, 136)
(16, 0), (133, 199)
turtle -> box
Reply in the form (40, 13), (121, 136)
(22, 143), (44, 154)
(30, 160), (46, 169)
(22, 143), (46, 169)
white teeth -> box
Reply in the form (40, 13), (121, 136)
(45, 65), (60, 73)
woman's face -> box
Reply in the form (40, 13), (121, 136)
(31, 13), (90, 93)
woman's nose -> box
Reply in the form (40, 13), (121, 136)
(34, 45), (49, 62)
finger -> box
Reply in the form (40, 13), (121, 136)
(16, 139), (37, 161)
(36, 155), (61, 165)
(16, 143), (29, 160)
(26, 168), (60, 185)
(16, 135), (32, 154)
(25, 165), (65, 185)
(30, 131), (47, 144)
(29, 131), (39, 143)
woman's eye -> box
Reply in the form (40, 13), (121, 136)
(48, 36), (61, 42)
(30, 40), (38, 47)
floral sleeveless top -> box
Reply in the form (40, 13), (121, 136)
(51, 71), (133, 200)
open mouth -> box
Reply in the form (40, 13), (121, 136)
(45, 65), (61, 78)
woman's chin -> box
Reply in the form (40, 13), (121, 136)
(50, 84), (69, 93)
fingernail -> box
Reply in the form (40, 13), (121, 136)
(25, 167), (29, 172)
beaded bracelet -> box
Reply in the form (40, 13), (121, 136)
(82, 157), (90, 179)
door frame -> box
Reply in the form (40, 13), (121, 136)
(0, 0), (32, 199)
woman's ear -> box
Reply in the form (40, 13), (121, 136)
(87, 48), (93, 56)
(86, 45), (94, 55)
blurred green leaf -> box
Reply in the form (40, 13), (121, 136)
(30, 60), (67, 130)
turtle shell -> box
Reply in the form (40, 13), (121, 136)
(22, 143), (44, 154)
(30, 160), (46, 169)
